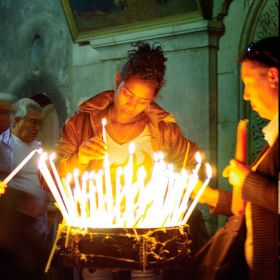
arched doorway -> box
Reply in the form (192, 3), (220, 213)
(31, 93), (61, 151)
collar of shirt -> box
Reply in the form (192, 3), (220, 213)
(262, 113), (279, 146)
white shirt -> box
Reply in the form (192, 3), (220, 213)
(106, 126), (154, 167)
(10, 134), (44, 198)
(262, 113), (278, 147)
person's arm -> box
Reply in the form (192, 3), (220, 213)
(242, 171), (278, 213)
(162, 121), (199, 170)
(55, 114), (84, 176)
(191, 181), (233, 216)
(55, 112), (105, 176)
(227, 157), (278, 213)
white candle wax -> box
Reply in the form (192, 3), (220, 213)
(182, 163), (212, 224)
(102, 118), (107, 143)
(38, 153), (71, 225)
(49, 153), (73, 215)
(3, 148), (42, 185)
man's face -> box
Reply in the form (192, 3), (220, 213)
(13, 109), (43, 143)
(241, 60), (278, 120)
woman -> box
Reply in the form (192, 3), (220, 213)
(192, 36), (279, 280)
(56, 42), (201, 280)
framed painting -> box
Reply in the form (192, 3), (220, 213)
(60, 0), (203, 43)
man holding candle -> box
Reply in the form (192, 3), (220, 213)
(0, 98), (49, 279)
(56, 42), (204, 280)
(191, 37), (279, 280)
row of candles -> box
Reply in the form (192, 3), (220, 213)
(2, 118), (212, 229)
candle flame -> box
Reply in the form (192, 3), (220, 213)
(102, 118), (107, 126)
(38, 150), (212, 229)
(129, 142), (135, 154)
(195, 151), (202, 163)
(205, 163), (212, 178)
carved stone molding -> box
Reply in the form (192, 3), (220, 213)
(254, 0), (279, 40)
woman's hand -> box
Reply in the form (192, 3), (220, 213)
(223, 159), (251, 187)
(78, 136), (107, 165)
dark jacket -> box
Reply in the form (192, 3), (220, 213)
(214, 138), (279, 280)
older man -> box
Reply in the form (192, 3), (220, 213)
(0, 98), (49, 279)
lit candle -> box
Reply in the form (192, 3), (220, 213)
(127, 142), (135, 186)
(182, 163), (212, 224)
(95, 170), (105, 213)
(38, 153), (71, 225)
(169, 170), (189, 224)
(81, 171), (89, 221)
(2, 148), (42, 185)
(235, 119), (248, 163)
(115, 167), (123, 224)
(49, 153), (72, 215)
(193, 152), (202, 174)
(232, 119), (248, 216)
(62, 173), (77, 218)
(103, 152), (113, 211)
(124, 142), (135, 215)
(102, 118), (107, 143)
(88, 171), (97, 222)
(38, 142), (213, 229)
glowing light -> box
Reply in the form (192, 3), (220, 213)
(38, 149), (212, 229)
(102, 118), (107, 143)
(2, 148), (42, 185)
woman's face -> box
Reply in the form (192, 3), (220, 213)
(241, 60), (278, 120)
(113, 76), (156, 122)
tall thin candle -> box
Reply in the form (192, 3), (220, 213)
(182, 163), (212, 224)
(2, 148), (42, 185)
(102, 118), (107, 143)
(232, 119), (248, 215)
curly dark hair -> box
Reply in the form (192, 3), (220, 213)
(120, 42), (167, 95)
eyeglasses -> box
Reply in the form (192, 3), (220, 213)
(245, 42), (279, 67)
(23, 118), (44, 127)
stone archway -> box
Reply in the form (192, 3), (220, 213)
(238, 0), (279, 163)
(12, 75), (68, 150)
(31, 93), (61, 150)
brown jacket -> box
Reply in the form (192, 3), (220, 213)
(56, 90), (200, 176)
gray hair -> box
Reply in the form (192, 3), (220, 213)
(10, 98), (42, 124)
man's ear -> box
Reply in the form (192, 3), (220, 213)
(114, 73), (122, 89)
(13, 116), (22, 127)
(268, 67), (278, 84)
